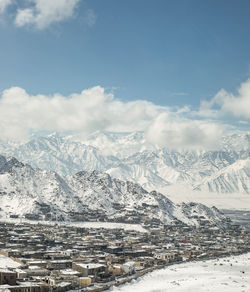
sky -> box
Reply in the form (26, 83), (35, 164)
(0, 0), (250, 147)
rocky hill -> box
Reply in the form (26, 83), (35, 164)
(0, 155), (228, 227)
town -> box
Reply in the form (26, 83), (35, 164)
(0, 217), (249, 292)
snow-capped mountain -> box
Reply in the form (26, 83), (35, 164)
(0, 131), (249, 195)
(0, 133), (118, 175)
(194, 158), (250, 193)
(0, 155), (228, 227)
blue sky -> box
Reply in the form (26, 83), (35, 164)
(0, 0), (250, 145)
(0, 0), (250, 106)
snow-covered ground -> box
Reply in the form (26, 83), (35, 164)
(0, 255), (21, 269)
(111, 253), (250, 292)
(160, 185), (250, 210)
(66, 221), (147, 232)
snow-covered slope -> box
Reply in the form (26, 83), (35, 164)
(195, 159), (250, 193)
(0, 155), (228, 227)
(0, 131), (249, 195)
(0, 133), (118, 174)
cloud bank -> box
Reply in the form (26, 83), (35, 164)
(145, 113), (224, 150)
(0, 86), (165, 140)
(0, 84), (230, 150)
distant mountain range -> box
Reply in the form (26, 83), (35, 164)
(0, 131), (249, 194)
(0, 155), (228, 227)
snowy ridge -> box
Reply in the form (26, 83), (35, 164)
(194, 158), (250, 193)
(0, 131), (249, 195)
(0, 155), (228, 227)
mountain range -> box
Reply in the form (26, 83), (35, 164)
(0, 154), (228, 227)
(0, 131), (249, 195)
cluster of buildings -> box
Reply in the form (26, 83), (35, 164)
(0, 220), (249, 292)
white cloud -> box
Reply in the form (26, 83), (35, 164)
(0, 86), (167, 141)
(145, 113), (225, 150)
(15, 0), (80, 29)
(0, 85), (226, 150)
(200, 79), (250, 120)
(0, 0), (13, 14)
